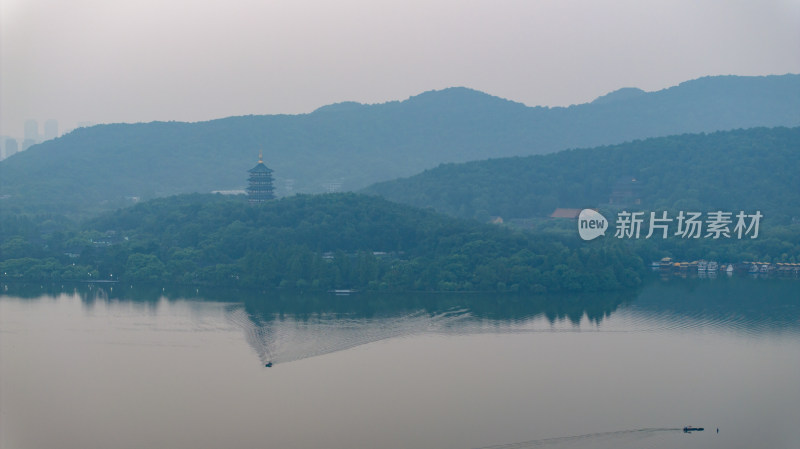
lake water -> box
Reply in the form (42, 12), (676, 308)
(2, 277), (799, 449)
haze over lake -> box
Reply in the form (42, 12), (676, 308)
(2, 277), (798, 449)
(4, 2), (799, 449)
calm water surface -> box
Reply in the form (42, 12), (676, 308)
(1, 277), (799, 449)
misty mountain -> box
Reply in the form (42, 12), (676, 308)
(363, 127), (800, 223)
(1, 74), (798, 216)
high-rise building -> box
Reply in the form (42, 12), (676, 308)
(247, 152), (275, 203)
(24, 119), (39, 142)
(44, 119), (59, 140)
(4, 138), (18, 159)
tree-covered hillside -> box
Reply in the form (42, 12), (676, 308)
(364, 127), (800, 224)
(0, 193), (645, 293)
(2, 74), (798, 217)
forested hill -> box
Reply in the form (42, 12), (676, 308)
(0, 193), (645, 293)
(363, 127), (800, 223)
(2, 74), (799, 216)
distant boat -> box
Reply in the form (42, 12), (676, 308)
(698, 260), (708, 272)
(329, 289), (358, 296)
(683, 426), (704, 433)
(726, 264), (734, 273)
(707, 261), (718, 271)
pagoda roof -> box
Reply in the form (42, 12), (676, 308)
(249, 162), (273, 173)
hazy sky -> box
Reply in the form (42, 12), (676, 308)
(2, 0), (799, 140)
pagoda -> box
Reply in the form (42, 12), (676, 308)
(247, 151), (275, 203)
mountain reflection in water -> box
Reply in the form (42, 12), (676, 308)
(222, 289), (629, 366)
(5, 276), (796, 368)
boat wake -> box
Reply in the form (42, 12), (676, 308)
(474, 428), (681, 449)
(225, 306), (471, 366)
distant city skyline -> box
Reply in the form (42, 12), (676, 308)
(1, 119), (60, 158)
(2, 0), (799, 141)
